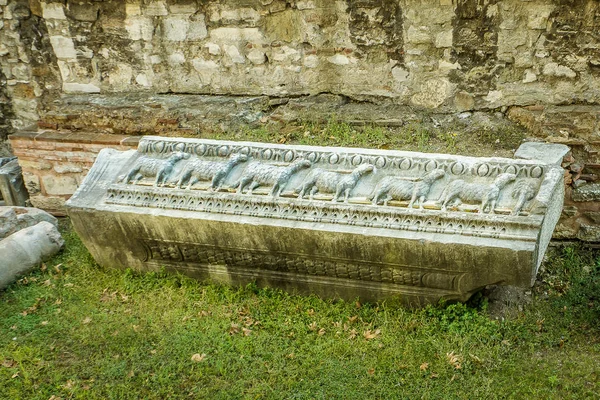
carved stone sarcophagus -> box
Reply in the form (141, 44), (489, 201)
(66, 136), (564, 305)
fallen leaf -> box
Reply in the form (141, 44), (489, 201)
(229, 323), (240, 335)
(2, 359), (16, 368)
(41, 321), (49, 326)
(420, 362), (429, 371)
(318, 328), (326, 336)
(363, 329), (381, 340)
(82, 317), (92, 324)
(348, 329), (358, 339)
(10, 325), (16, 330)
(307, 309), (315, 316)
(40, 263), (47, 272)
(43, 279), (52, 286)
(348, 315), (358, 323)
(191, 353), (206, 362)
(367, 368), (375, 375)
(53, 264), (63, 273)
(242, 327), (252, 336)
(150, 349), (157, 354)
(446, 352), (462, 370)
(286, 353), (295, 359)
(308, 322), (318, 332)
(198, 310), (210, 317)
(430, 373), (439, 379)
(48, 396), (61, 400)
(127, 370), (134, 378)
(63, 283), (74, 288)
(63, 380), (75, 390)
(11, 372), (19, 379)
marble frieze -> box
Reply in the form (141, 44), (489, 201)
(66, 136), (565, 305)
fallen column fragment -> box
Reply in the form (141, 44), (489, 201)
(0, 221), (64, 289)
(66, 136), (565, 305)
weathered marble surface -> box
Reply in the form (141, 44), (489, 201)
(0, 157), (29, 207)
(0, 207), (63, 290)
(67, 136), (564, 305)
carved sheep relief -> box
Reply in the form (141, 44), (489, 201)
(114, 137), (549, 217)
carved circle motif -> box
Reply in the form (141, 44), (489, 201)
(530, 165), (543, 179)
(351, 155), (363, 166)
(375, 156), (386, 169)
(153, 141), (165, 153)
(173, 142), (186, 153)
(329, 153), (340, 164)
(450, 162), (464, 175)
(262, 149), (273, 160)
(283, 150), (295, 163)
(477, 164), (490, 177)
(425, 160), (437, 172)
(193, 144), (206, 156)
(399, 158), (412, 170)
(239, 146), (251, 156)
(306, 152), (319, 163)
(503, 165), (518, 175)
(218, 146), (229, 157)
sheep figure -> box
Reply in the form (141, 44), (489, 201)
(123, 152), (189, 187)
(235, 159), (312, 196)
(369, 169), (445, 208)
(439, 172), (516, 214)
(296, 164), (375, 203)
(176, 153), (248, 191)
(511, 180), (538, 216)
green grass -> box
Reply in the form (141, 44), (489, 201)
(1, 222), (599, 399)
(198, 116), (526, 158)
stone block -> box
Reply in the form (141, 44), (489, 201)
(0, 158), (28, 206)
(163, 16), (189, 41)
(41, 2), (66, 20)
(66, 3), (99, 22)
(29, 195), (67, 213)
(144, 1), (168, 16)
(514, 142), (570, 165)
(62, 82), (101, 93)
(572, 183), (600, 202)
(67, 136), (564, 306)
(41, 175), (79, 196)
(49, 36), (77, 60)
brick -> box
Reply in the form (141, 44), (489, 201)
(38, 121), (58, 130)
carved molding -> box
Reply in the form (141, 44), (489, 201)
(106, 185), (541, 241)
(140, 239), (466, 293)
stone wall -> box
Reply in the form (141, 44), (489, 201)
(0, 0), (599, 239)
(9, 130), (138, 214)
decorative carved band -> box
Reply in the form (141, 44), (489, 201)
(137, 137), (547, 179)
(140, 239), (465, 292)
(107, 185), (541, 241)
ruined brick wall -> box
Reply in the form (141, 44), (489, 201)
(1, 0), (599, 239)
